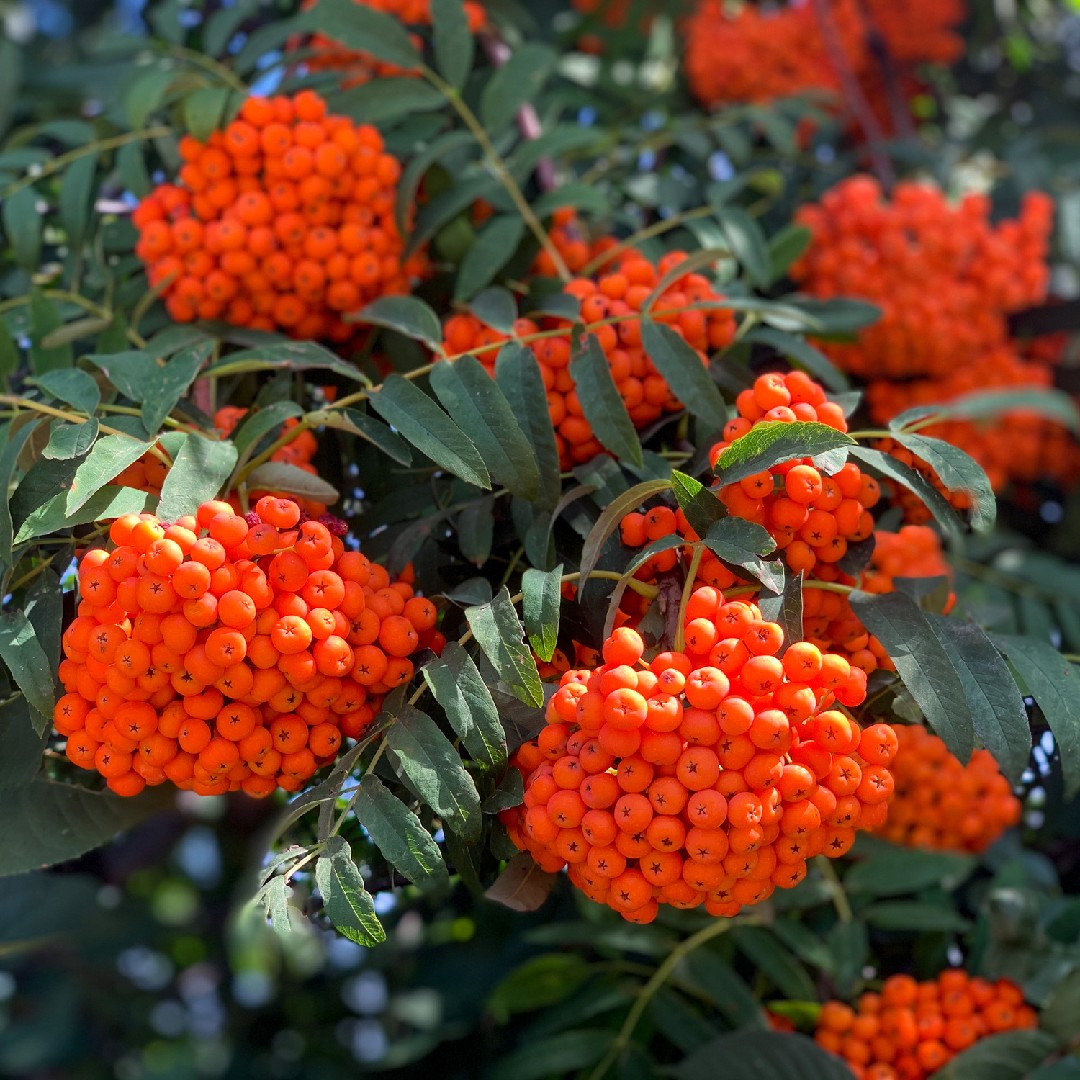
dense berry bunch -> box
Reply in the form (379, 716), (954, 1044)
(302, 0), (486, 88)
(815, 971), (1037, 1079)
(791, 178), (1053, 380)
(871, 725), (1021, 854)
(442, 249), (736, 467)
(55, 498), (436, 797)
(501, 598), (895, 923)
(684, 0), (964, 114)
(133, 91), (422, 342)
(533, 208), (619, 277)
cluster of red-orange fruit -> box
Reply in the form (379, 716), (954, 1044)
(815, 971), (1037, 1079)
(55, 498), (439, 797)
(133, 90), (423, 342)
(871, 725), (1022, 854)
(301, 0), (486, 88)
(442, 248), (736, 467)
(791, 176), (1079, 501)
(683, 0), (965, 118)
(501, 602), (896, 923)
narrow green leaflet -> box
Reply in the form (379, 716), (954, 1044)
(303, 0), (421, 67)
(203, 341), (366, 383)
(864, 901), (971, 932)
(488, 954), (592, 1022)
(457, 497), (494, 565)
(454, 216), (527, 301)
(0, 420), (42, 561)
(480, 43), (558, 132)
(703, 516), (783, 590)
(673, 1031), (852, 1080)
(756, 571), (803, 656)
(642, 320), (729, 433)
(849, 590), (974, 762)
(844, 842), (976, 897)
(314, 836), (386, 947)
(569, 335), (643, 467)
(495, 344), (561, 510)
(926, 616), (1030, 784)
(351, 296), (443, 351)
(522, 564), (563, 663)
(337, 77), (446, 123)
(713, 205), (771, 288)
(25, 567), (61, 697)
(315, 407), (413, 466)
(231, 401), (304, 458)
(431, 0), (474, 89)
(785, 296), (882, 336)
(429, 355), (540, 498)
(246, 463), (339, 505)
(485, 1031), (610, 1080)
(681, 949), (768, 1030)
(84, 350), (155, 401)
(157, 435), (238, 521)
(368, 374), (490, 489)
(384, 703), (482, 838)
(33, 368), (100, 416)
(465, 587), (544, 708)
(715, 421), (854, 486)
(767, 223), (813, 283)
(183, 87), (232, 141)
(742, 325), (848, 392)
(0, 321), (17, 383)
(1040, 967), (1080, 1041)
(422, 641), (507, 766)
(889, 432), (996, 532)
(994, 635), (1080, 798)
(29, 291), (73, 374)
(730, 925), (816, 1000)
(0, 780), (169, 877)
(934, 1029), (1060, 1079)
(350, 775), (450, 894)
(257, 876), (301, 941)
(578, 478), (672, 584)
(482, 768), (524, 813)
(65, 434), (154, 516)
(204, 0), (259, 55)
(0, 613), (53, 734)
(470, 287), (517, 334)
(2, 186), (40, 271)
(848, 446), (963, 537)
(891, 388), (1080, 435)
(0, 700), (47, 787)
(140, 344), (210, 435)
(15, 485), (153, 544)
(670, 469), (725, 537)
(58, 153), (98, 249)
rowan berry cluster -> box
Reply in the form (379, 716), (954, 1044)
(442, 248), (736, 467)
(870, 725), (1021, 854)
(815, 971), (1037, 1079)
(302, 0), (486, 88)
(533, 208), (619, 277)
(133, 90), (422, 342)
(55, 497), (438, 798)
(501, 603), (895, 923)
(684, 0), (964, 114)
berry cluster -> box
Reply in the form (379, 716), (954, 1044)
(133, 90), (422, 342)
(534, 208), (619, 277)
(301, 0), (486, 88)
(684, 0), (965, 115)
(815, 971), (1037, 1079)
(55, 498), (437, 797)
(501, 602), (894, 924)
(442, 249), (736, 467)
(871, 725), (1021, 854)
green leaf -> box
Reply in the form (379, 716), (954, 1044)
(522, 564), (563, 663)
(788, 296), (882, 335)
(42, 419), (99, 461)
(65, 434), (154, 515)
(58, 153), (98, 249)
(465, 587), (544, 708)
(480, 43), (558, 132)
(670, 469), (724, 538)
(993, 636), (1080, 798)
(384, 703), (482, 839)
(756, 571), (803, 657)
(0, 780), (169, 877)
(713, 205), (770, 288)
(714, 421), (854, 486)
(353, 296), (443, 350)
(454, 215), (527, 302)
(891, 388), (1080, 436)
(429, 355), (540, 498)
(336, 77), (447, 123)
(0, 38), (22, 137)
(844, 842), (976, 897)
(0, 700), (47, 787)
(204, 0), (259, 54)
(569, 335), (643, 467)
(29, 291), (74, 374)
(84, 350), (155, 401)
(316, 407), (413, 466)
(488, 954), (592, 1022)
(156, 435), (238, 521)
(203, 341), (366, 383)
(0, 321), (18, 384)
(422, 641), (507, 767)
(934, 1029), (1060, 1079)
(431, 0), (474, 88)
(25, 568), (61, 698)
(704, 517), (783, 592)
(767, 223), (813, 283)
(14, 485), (154, 544)
(849, 590), (974, 762)
(140, 344), (209, 435)
(730, 925), (816, 1000)
(314, 836), (386, 946)
(848, 445), (963, 537)
(673, 1031), (852, 1080)
(33, 369), (100, 415)
(926, 616), (1030, 784)
(183, 86), (231, 141)
(485, 1030), (610, 1080)
(742, 325), (848, 392)
(641, 321), (729, 433)
(2, 187), (41, 271)
(0, 613), (53, 734)
(889, 432), (996, 532)
(680, 949), (768, 1030)
(470, 287), (518, 334)
(863, 900), (971, 932)
(303, 0), (422, 67)
(351, 775), (450, 894)
(495, 343), (561, 510)
(117, 140), (152, 199)
(230, 401), (304, 457)
(368, 374), (490, 488)
(482, 768), (524, 813)
(578, 478), (673, 584)
(257, 875), (301, 940)
(1040, 967), (1080, 1041)
(0, 420), (43, 560)
(245, 462), (339, 506)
